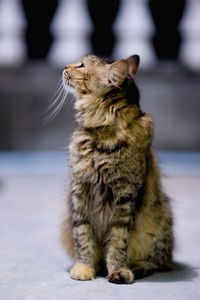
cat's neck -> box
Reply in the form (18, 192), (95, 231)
(75, 92), (141, 130)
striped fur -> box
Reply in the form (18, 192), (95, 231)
(61, 55), (173, 284)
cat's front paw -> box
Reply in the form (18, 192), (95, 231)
(108, 268), (134, 284)
(70, 263), (95, 281)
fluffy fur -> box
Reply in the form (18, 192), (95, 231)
(61, 55), (173, 284)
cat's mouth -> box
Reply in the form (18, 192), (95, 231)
(63, 70), (70, 82)
(63, 71), (74, 89)
(62, 73), (78, 98)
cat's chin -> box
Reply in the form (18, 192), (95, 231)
(66, 85), (79, 100)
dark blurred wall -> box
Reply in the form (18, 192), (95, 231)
(0, 0), (200, 151)
(0, 63), (199, 151)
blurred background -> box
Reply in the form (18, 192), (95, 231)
(0, 0), (199, 151)
(0, 1), (200, 298)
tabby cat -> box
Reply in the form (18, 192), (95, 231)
(61, 54), (173, 284)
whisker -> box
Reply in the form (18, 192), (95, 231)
(43, 77), (70, 124)
(46, 85), (64, 112)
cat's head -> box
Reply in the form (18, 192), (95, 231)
(63, 55), (140, 99)
(62, 55), (140, 127)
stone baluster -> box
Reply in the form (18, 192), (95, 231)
(49, 0), (92, 66)
(0, 0), (26, 66)
(113, 0), (156, 68)
(180, 0), (200, 71)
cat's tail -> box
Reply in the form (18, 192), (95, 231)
(129, 260), (174, 279)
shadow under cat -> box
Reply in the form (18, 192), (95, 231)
(138, 262), (198, 283)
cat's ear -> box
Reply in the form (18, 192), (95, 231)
(126, 55), (140, 76)
(106, 60), (128, 86)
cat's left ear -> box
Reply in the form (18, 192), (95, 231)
(106, 60), (128, 86)
(126, 55), (140, 76)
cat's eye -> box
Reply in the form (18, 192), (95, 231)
(76, 63), (85, 68)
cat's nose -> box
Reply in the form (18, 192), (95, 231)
(64, 65), (73, 70)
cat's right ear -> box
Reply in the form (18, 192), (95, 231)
(106, 60), (128, 87)
(126, 55), (140, 76)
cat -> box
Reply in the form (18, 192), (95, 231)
(61, 54), (173, 284)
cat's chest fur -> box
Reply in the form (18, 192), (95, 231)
(70, 127), (146, 187)
(69, 126), (147, 241)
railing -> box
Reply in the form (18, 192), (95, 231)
(0, 0), (199, 70)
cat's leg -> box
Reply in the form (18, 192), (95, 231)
(128, 211), (173, 279)
(70, 191), (96, 281)
(106, 225), (134, 284)
(105, 196), (135, 284)
(147, 219), (174, 272)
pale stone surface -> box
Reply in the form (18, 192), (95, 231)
(0, 152), (200, 300)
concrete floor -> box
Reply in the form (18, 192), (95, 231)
(0, 152), (200, 300)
